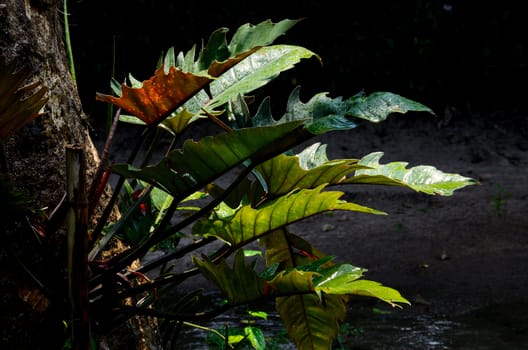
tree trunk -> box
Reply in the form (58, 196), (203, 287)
(0, 1), (102, 348)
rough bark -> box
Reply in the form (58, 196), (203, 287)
(1, 0), (99, 208)
(0, 1), (102, 348)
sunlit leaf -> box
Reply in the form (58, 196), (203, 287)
(255, 143), (366, 197)
(329, 279), (411, 308)
(347, 152), (478, 195)
(247, 310), (268, 320)
(228, 335), (245, 345)
(243, 249), (263, 258)
(206, 45), (319, 111)
(345, 91), (435, 122)
(253, 87), (434, 134)
(244, 326), (266, 350)
(193, 185), (385, 246)
(0, 55), (48, 140)
(296, 142), (331, 169)
(312, 263), (366, 293)
(312, 263), (409, 308)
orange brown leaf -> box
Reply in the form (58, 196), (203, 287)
(96, 65), (213, 125)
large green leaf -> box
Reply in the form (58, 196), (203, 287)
(260, 231), (408, 348)
(262, 238), (408, 308)
(252, 87), (433, 135)
(312, 264), (365, 292)
(318, 279), (410, 308)
(313, 265), (410, 307)
(111, 120), (305, 196)
(206, 45), (319, 111)
(255, 142), (367, 197)
(346, 152), (478, 195)
(193, 185), (385, 246)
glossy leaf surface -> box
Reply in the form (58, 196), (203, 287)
(252, 88), (433, 135)
(206, 45), (319, 111)
(255, 142), (366, 197)
(321, 279), (410, 307)
(345, 91), (435, 123)
(193, 185), (385, 246)
(347, 152), (478, 195)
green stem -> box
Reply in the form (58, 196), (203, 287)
(63, 0), (77, 85)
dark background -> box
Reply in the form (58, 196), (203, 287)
(68, 1), (528, 128)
